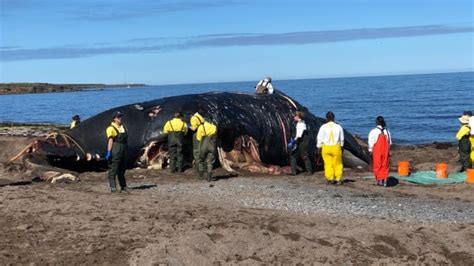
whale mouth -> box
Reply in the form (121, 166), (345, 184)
(139, 140), (169, 170)
(217, 135), (288, 175)
(218, 135), (261, 169)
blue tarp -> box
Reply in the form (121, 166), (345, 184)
(394, 171), (467, 185)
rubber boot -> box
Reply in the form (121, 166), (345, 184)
(303, 158), (313, 176)
(194, 162), (200, 174)
(207, 172), (213, 182)
(108, 176), (117, 193)
(290, 155), (298, 176)
(169, 158), (176, 173)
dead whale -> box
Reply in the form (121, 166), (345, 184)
(11, 91), (370, 178)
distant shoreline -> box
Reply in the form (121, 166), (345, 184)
(0, 83), (147, 95)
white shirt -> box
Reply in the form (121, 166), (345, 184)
(255, 79), (274, 94)
(295, 120), (307, 140)
(368, 125), (392, 152)
(317, 121), (344, 148)
(470, 116), (474, 135)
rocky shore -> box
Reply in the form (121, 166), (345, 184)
(0, 83), (146, 95)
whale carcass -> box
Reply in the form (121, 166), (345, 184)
(11, 91), (370, 178)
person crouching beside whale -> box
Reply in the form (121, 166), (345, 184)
(190, 110), (205, 173)
(317, 111), (344, 185)
(163, 112), (188, 173)
(196, 119), (217, 181)
(368, 116), (392, 186)
(105, 111), (128, 193)
(289, 111), (313, 176)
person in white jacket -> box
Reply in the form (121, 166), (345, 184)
(317, 111), (344, 185)
(368, 116), (392, 186)
(255, 76), (274, 94)
(289, 111), (312, 176)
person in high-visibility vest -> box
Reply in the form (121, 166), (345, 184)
(317, 111), (344, 185)
(457, 112), (472, 171)
(189, 110), (205, 172)
(163, 112), (188, 173)
(468, 111), (474, 169)
(368, 116), (392, 186)
(105, 111), (128, 193)
(196, 120), (217, 181)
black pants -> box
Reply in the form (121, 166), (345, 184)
(459, 137), (471, 171)
(168, 132), (184, 172)
(107, 142), (127, 191)
(290, 137), (312, 175)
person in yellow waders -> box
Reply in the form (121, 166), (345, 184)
(317, 111), (345, 185)
(163, 112), (188, 173)
(189, 110), (205, 172)
(471, 134), (474, 169)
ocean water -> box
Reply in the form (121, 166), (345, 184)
(0, 72), (472, 144)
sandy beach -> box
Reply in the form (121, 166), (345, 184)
(3, 0), (473, 263)
(0, 129), (473, 264)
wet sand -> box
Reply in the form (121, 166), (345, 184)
(0, 133), (473, 264)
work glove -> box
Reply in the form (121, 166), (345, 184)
(105, 150), (112, 161)
(287, 138), (296, 151)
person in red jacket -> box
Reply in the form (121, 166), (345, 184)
(368, 116), (392, 186)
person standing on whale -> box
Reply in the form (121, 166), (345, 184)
(255, 76), (274, 94)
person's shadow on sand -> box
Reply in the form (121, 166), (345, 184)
(210, 172), (239, 182)
(130, 184), (157, 190)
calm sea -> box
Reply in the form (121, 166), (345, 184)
(1, 72), (472, 144)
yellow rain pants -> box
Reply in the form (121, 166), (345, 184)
(470, 136), (474, 166)
(321, 144), (343, 181)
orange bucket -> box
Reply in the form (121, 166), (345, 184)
(435, 163), (448, 179)
(398, 161), (410, 176)
(466, 169), (474, 184)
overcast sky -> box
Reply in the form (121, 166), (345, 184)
(0, 0), (473, 84)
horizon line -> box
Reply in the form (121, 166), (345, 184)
(149, 70), (474, 87)
(2, 70), (472, 87)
